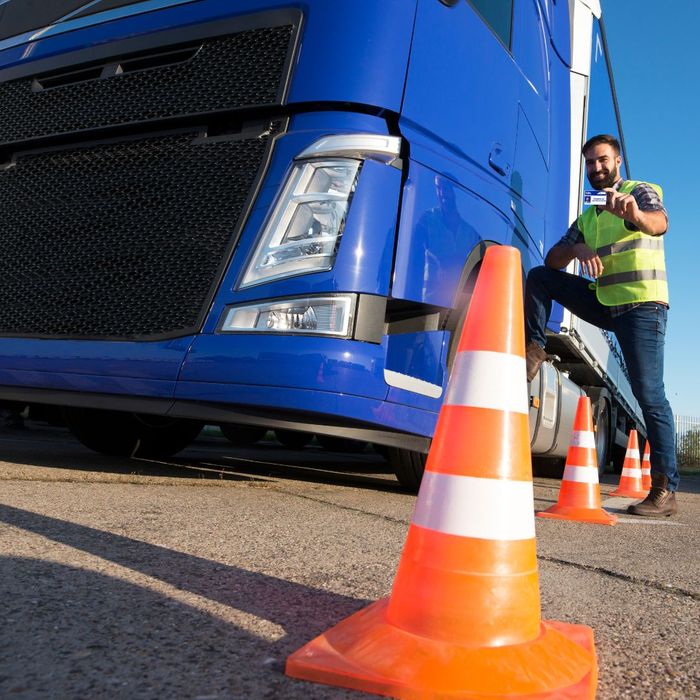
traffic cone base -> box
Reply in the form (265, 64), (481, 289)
(538, 503), (617, 526)
(286, 598), (597, 699)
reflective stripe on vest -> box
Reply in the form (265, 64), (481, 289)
(596, 236), (665, 258)
(579, 180), (669, 306)
(597, 269), (667, 287)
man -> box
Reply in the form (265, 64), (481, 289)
(524, 134), (678, 516)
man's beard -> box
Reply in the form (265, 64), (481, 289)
(589, 164), (619, 190)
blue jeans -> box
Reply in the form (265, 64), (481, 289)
(525, 266), (678, 490)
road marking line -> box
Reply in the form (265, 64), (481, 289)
(615, 516), (683, 526)
(601, 496), (638, 509)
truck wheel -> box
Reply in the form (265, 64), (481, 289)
(586, 388), (611, 476)
(372, 443), (391, 459)
(274, 429), (313, 449)
(592, 398), (610, 475)
(63, 408), (203, 458)
(220, 423), (267, 446)
(532, 456), (565, 479)
(133, 415), (204, 457)
(611, 443), (627, 474)
(317, 435), (367, 453)
(387, 447), (427, 492)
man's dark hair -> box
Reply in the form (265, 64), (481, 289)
(582, 134), (620, 156)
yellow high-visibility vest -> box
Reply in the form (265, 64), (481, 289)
(578, 180), (669, 306)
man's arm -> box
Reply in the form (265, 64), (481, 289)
(603, 185), (668, 235)
(544, 223), (605, 277)
(545, 242), (604, 277)
(544, 244), (575, 269)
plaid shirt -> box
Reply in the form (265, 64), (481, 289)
(556, 179), (668, 316)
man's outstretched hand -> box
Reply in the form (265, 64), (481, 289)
(602, 188), (668, 235)
(602, 188), (640, 222)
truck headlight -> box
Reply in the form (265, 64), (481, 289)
(239, 159), (360, 288)
(220, 295), (355, 337)
(239, 134), (401, 289)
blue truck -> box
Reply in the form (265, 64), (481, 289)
(0, 0), (643, 489)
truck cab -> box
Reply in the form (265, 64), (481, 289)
(0, 0), (642, 488)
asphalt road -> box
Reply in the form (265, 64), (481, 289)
(0, 424), (698, 699)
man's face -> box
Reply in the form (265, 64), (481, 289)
(584, 143), (622, 190)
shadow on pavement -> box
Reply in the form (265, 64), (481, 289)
(0, 425), (402, 493)
(0, 503), (372, 698)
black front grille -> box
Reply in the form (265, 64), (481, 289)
(0, 23), (294, 145)
(0, 122), (281, 339)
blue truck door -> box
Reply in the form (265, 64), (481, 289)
(544, 0), (572, 67)
(393, 1), (518, 306)
(399, 1), (518, 187)
(510, 0), (552, 263)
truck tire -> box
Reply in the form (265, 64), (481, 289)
(220, 423), (267, 446)
(274, 429), (313, 449)
(532, 456), (566, 479)
(372, 443), (391, 459)
(585, 388), (611, 476)
(611, 443), (627, 474)
(317, 435), (367, 453)
(27, 404), (66, 427)
(592, 398), (610, 475)
(387, 447), (427, 492)
(64, 408), (203, 458)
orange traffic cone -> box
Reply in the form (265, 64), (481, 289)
(641, 441), (652, 491)
(286, 246), (597, 699)
(610, 430), (647, 498)
(537, 396), (617, 525)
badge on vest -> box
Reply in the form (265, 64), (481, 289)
(583, 190), (608, 206)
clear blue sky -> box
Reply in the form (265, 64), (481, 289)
(602, 1), (699, 417)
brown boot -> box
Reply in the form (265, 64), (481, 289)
(526, 342), (548, 382)
(627, 473), (678, 516)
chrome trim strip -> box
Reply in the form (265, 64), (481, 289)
(384, 370), (443, 399)
(297, 134), (402, 165)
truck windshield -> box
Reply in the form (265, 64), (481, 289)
(0, 0), (146, 42)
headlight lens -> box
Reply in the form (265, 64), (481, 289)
(221, 295), (355, 337)
(239, 159), (361, 288)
